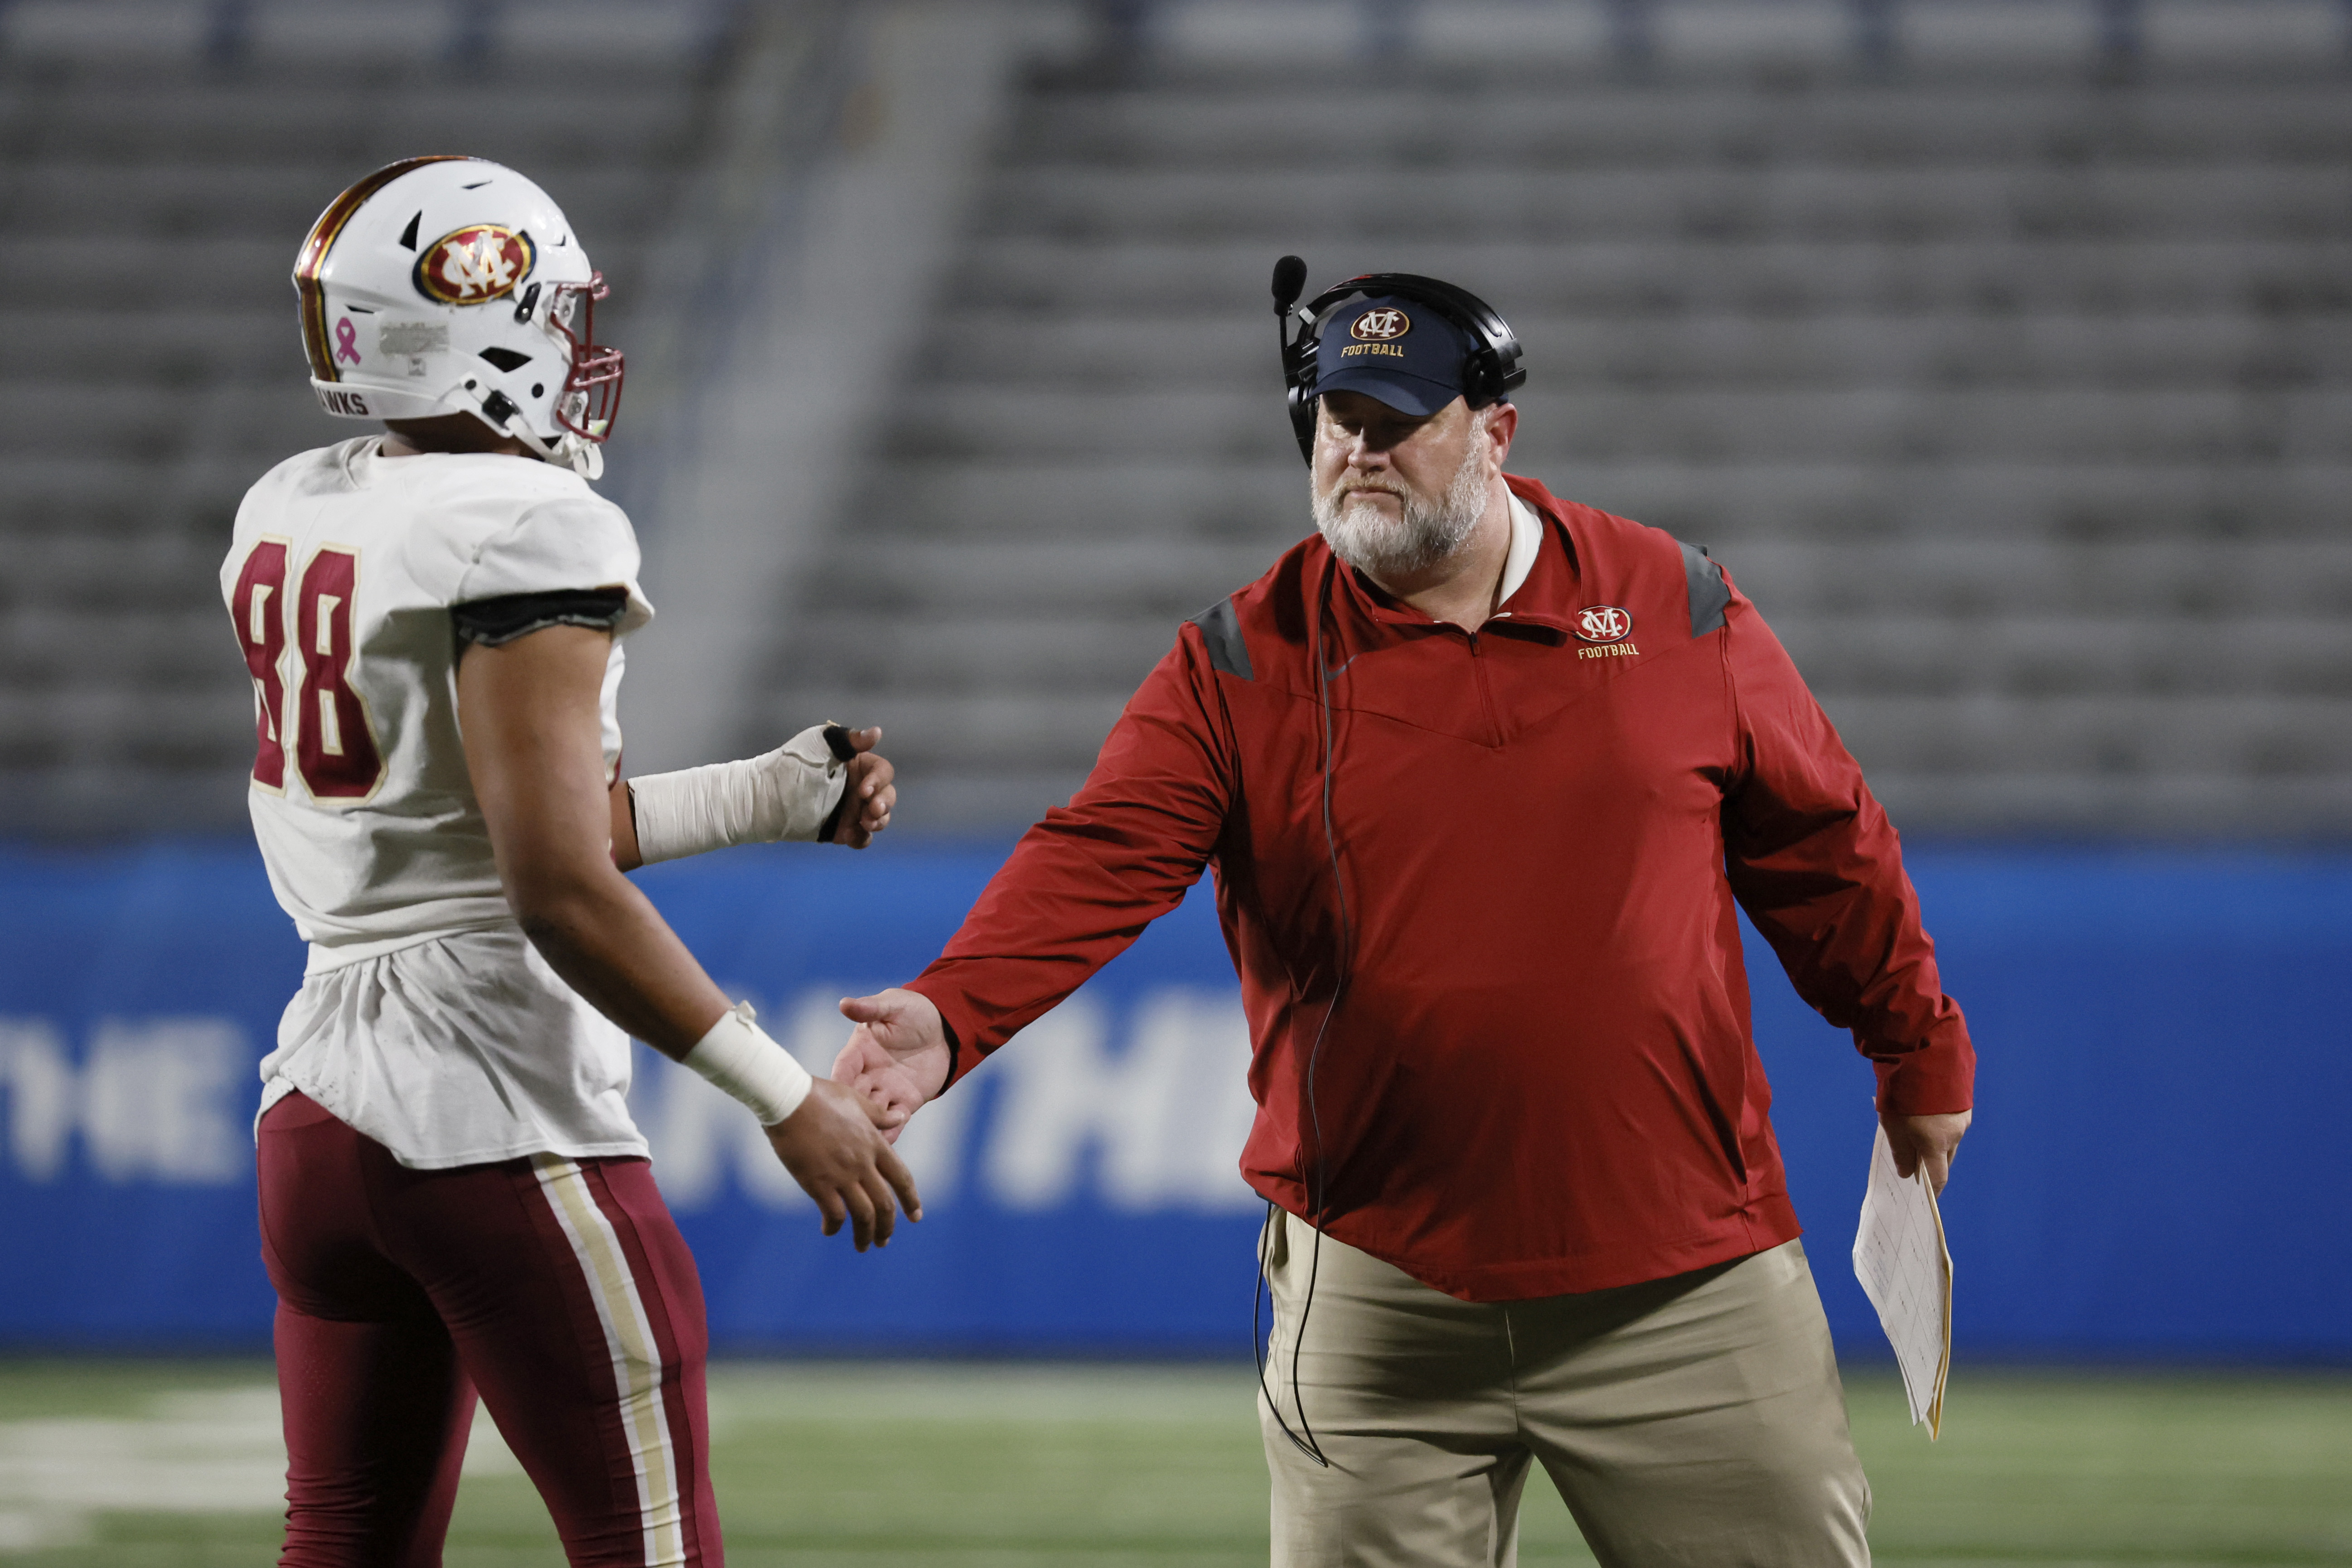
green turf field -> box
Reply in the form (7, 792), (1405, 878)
(0, 1359), (2345, 1565)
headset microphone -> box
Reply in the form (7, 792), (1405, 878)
(1272, 254), (1308, 315)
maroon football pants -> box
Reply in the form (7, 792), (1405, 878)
(257, 1092), (721, 1567)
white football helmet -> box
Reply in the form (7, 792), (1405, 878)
(293, 155), (623, 478)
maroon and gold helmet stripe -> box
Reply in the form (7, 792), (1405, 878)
(295, 155), (470, 381)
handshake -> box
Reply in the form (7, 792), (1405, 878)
(736, 983), (953, 1257)
(622, 723), (948, 1256)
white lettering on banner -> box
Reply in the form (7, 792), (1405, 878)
(631, 985), (1259, 1215)
(635, 988), (973, 1213)
(0, 1018), (73, 1181)
(984, 988), (1260, 1213)
(0, 1016), (248, 1185)
(84, 1020), (247, 1184)
(639, 1030), (801, 1211)
(640, 1050), (794, 1210)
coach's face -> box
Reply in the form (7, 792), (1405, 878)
(1311, 390), (1515, 581)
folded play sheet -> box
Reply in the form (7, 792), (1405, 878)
(1853, 1122), (1952, 1437)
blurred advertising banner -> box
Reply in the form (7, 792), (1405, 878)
(0, 839), (2345, 1358)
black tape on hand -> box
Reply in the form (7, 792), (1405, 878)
(819, 722), (858, 842)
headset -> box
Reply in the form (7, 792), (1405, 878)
(1271, 254), (1527, 464)
(1253, 257), (1528, 1468)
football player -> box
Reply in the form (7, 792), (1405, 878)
(223, 155), (914, 1568)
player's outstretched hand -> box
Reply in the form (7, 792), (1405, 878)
(833, 987), (952, 1145)
(764, 1078), (921, 1250)
(1883, 1108), (1972, 1194)
(827, 726), (895, 848)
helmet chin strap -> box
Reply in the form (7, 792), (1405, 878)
(464, 397), (604, 480)
(517, 423), (604, 480)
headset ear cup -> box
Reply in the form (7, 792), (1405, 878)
(1287, 383), (1318, 462)
(1469, 350), (1501, 406)
(1281, 311), (1321, 466)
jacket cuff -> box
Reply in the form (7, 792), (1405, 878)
(1873, 1038), (1975, 1117)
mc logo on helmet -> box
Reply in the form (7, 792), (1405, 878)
(413, 225), (536, 306)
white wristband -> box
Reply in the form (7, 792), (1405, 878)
(681, 1002), (813, 1126)
(629, 724), (851, 864)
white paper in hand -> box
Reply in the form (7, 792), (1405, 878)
(1853, 1123), (1951, 1438)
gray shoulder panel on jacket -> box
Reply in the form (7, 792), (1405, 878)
(1189, 595), (1253, 680)
(1681, 542), (1730, 638)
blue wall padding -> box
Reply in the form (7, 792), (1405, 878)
(0, 839), (2342, 1358)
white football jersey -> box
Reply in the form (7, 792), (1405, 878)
(222, 436), (656, 1167)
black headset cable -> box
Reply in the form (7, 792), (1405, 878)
(1255, 561), (1350, 1469)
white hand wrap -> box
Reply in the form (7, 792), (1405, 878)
(628, 724), (851, 864)
(682, 1002), (813, 1126)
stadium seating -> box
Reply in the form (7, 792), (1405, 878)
(0, 0), (744, 835)
(5, 0), (2347, 842)
(746, 4), (2352, 838)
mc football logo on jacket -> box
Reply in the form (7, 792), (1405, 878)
(1576, 605), (1632, 643)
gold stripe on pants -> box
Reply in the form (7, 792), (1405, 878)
(1259, 1212), (1870, 1568)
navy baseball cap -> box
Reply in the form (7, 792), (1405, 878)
(1312, 295), (1482, 416)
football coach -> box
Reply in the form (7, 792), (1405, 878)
(835, 262), (1975, 1567)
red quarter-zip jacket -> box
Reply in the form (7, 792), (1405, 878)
(909, 476), (1972, 1302)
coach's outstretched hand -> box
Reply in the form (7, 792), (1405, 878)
(765, 1078), (921, 1249)
(832, 987), (953, 1144)
(1883, 1109), (1972, 1195)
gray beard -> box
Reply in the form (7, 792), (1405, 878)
(1312, 439), (1492, 581)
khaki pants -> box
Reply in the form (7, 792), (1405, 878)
(1258, 1212), (1870, 1568)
